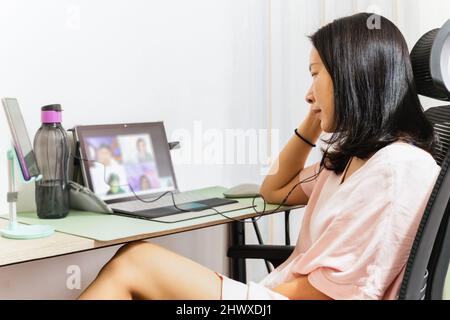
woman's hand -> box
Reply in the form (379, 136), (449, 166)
(300, 106), (323, 144)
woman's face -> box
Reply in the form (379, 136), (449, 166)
(140, 177), (151, 190)
(305, 48), (335, 133)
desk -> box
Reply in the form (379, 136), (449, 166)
(0, 186), (303, 279)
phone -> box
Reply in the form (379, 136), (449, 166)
(2, 98), (41, 181)
(176, 202), (210, 212)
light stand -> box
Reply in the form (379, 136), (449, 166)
(1, 147), (54, 239)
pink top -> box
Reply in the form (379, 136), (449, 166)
(220, 141), (440, 300)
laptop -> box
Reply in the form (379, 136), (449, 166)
(74, 122), (249, 220)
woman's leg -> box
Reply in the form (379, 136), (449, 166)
(78, 241), (222, 300)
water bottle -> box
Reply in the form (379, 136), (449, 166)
(34, 104), (70, 219)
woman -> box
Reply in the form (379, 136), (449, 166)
(139, 175), (152, 191)
(79, 13), (440, 300)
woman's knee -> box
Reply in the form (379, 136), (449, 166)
(106, 241), (161, 273)
(115, 240), (148, 256)
(100, 242), (163, 292)
(117, 241), (161, 260)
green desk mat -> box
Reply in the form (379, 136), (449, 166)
(6, 186), (295, 242)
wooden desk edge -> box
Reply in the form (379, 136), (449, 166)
(0, 205), (305, 267)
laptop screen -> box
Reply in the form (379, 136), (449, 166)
(75, 122), (177, 202)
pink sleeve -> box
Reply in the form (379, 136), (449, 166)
(299, 161), (321, 198)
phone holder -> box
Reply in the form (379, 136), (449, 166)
(1, 147), (54, 239)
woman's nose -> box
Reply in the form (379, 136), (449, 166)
(305, 92), (315, 105)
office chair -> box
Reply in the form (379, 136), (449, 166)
(398, 19), (450, 300)
(228, 19), (450, 300)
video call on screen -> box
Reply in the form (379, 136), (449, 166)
(83, 132), (175, 199)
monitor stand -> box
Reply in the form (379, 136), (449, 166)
(1, 148), (54, 239)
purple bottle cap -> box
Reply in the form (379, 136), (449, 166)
(41, 104), (62, 124)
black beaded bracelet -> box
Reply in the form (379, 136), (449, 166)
(294, 129), (316, 148)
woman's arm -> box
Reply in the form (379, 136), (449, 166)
(272, 275), (332, 300)
(260, 109), (322, 205)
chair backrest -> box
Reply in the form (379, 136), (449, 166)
(425, 106), (450, 165)
(398, 105), (450, 300)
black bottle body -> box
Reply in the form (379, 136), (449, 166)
(34, 123), (70, 219)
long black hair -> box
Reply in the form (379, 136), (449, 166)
(309, 13), (436, 174)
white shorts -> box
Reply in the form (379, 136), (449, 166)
(215, 272), (289, 300)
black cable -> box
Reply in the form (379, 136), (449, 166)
(68, 147), (322, 224)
